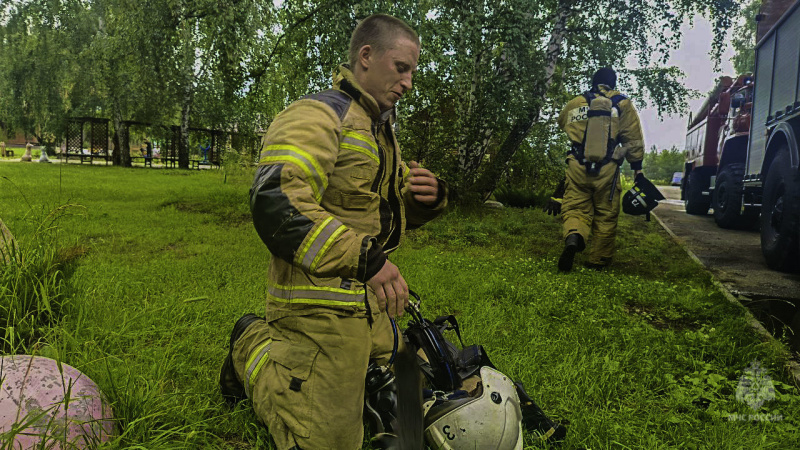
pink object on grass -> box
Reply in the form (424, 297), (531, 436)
(0, 355), (114, 448)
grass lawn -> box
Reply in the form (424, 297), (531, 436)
(1, 162), (799, 449)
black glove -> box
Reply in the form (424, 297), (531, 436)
(543, 178), (566, 216)
(543, 197), (562, 216)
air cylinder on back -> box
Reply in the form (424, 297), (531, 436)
(584, 96), (613, 163)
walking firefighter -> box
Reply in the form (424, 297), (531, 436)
(547, 67), (645, 271)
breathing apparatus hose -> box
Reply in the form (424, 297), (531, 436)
(404, 291), (458, 387)
(389, 289), (420, 367)
(388, 317), (399, 366)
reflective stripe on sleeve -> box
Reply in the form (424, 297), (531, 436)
(244, 338), (273, 398)
(259, 145), (328, 201)
(295, 217), (348, 271)
(267, 284), (365, 306)
(340, 131), (380, 163)
(309, 224), (347, 272)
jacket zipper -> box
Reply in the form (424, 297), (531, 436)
(371, 121), (386, 194)
(380, 121), (402, 251)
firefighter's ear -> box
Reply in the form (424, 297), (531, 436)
(358, 45), (373, 70)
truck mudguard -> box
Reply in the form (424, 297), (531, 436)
(717, 135), (749, 171)
(765, 121), (800, 174)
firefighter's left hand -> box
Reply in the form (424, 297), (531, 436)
(408, 161), (439, 206)
(367, 260), (409, 319)
(543, 197), (562, 216)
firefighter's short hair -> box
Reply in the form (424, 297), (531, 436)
(349, 14), (419, 68)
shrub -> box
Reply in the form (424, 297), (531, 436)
(493, 185), (548, 208)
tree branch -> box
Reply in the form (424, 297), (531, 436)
(248, 0), (344, 87)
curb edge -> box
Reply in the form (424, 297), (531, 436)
(652, 211), (800, 385)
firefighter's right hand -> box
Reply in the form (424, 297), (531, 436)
(543, 197), (562, 216)
(367, 260), (409, 319)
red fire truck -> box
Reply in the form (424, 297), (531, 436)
(682, 0), (800, 271)
(683, 75), (757, 227)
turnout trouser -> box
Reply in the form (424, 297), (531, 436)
(561, 157), (622, 265)
(232, 307), (397, 450)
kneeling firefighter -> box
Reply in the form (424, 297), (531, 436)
(550, 67), (645, 271)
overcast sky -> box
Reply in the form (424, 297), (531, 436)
(637, 15), (736, 152)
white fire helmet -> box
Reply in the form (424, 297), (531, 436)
(423, 366), (523, 450)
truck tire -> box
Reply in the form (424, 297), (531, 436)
(684, 169), (711, 215)
(760, 150), (800, 271)
(713, 164), (758, 229)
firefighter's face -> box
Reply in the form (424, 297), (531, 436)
(357, 37), (419, 112)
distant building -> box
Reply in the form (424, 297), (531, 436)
(1, 127), (39, 147)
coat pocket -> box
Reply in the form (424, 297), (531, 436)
(341, 192), (374, 210)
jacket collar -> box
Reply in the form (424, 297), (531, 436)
(334, 64), (395, 124)
(594, 85), (621, 98)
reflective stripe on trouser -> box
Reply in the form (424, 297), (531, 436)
(561, 158), (621, 264)
(232, 309), (397, 450)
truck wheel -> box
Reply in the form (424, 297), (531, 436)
(713, 164), (758, 229)
(761, 150), (800, 271)
(684, 169), (711, 215)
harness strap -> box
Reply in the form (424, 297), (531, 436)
(568, 145), (623, 174)
(433, 315), (465, 348)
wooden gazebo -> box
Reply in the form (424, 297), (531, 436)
(63, 117), (111, 164)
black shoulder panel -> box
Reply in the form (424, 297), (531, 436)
(250, 165), (314, 263)
(302, 89), (352, 122)
(610, 94), (627, 106)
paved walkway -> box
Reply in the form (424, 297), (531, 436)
(653, 186), (800, 301)
(653, 186), (800, 353)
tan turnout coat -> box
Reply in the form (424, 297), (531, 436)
(250, 65), (446, 321)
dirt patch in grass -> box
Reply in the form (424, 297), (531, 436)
(220, 434), (258, 449)
(161, 200), (251, 226)
(58, 244), (89, 263)
(153, 242), (196, 259)
(624, 302), (701, 331)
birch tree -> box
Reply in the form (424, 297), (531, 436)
(342, 0), (736, 202)
(88, 0), (274, 167)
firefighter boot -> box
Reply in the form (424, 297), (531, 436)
(219, 313), (265, 405)
(558, 233), (585, 272)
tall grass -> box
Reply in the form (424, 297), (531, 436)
(0, 178), (84, 353)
